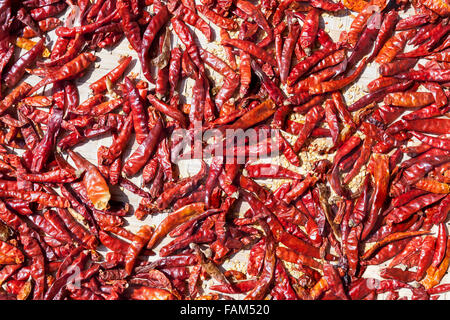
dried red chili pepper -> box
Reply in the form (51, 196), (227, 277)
(431, 224), (447, 268)
(287, 43), (340, 85)
(68, 150), (111, 211)
(122, 118), (163, 177)
(29, 53), (97, 95)
(375, 29), (416, 64)
(299, 8), (320, 56)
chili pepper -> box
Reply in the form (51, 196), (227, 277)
(380, 267), (417, 283)
(122, 118), (163, 177)
(140, 6), (169, 83)
(299, 8), (320, 56)
(4, 39), (44, 89)
(329, 135), (361, 198)
(309, 57), (367, 95)
(367, 9), (397, 58)
(292, 105), (325, 152)
(22, 17), (61, 38)
(276, 246), (322, 270)
(431, 195), (450, 225)
(322, 264), (348, 300)
(375, 29), (416, 63)
(125, 226), (153, 275)
(99, 121), (129, 166)
(147, 94), (187, 128)
(0, 240), (24, 264)
(267, 212), (334, 260)
(196, 5), (237, 30)
(221, 38), (276, 67)
(29, 2), (67, 21)
(251, 61), (286, 106)
(123, 76), (149, 144)
(421, 238), (450, 289)
(235, 0), (272, 47)
(347, 12), (380, 67)
(431, 224), (447, 268)
(410, 132), (450, 151)
(384, 92), (435, 108)
(360, 154), (390, 240)
(362, 230), (430, 261)
(270, 261), (298, 300)
(379, 58), (418, 77)
(414, 235), (437, 282)
(118, 0), (141, 52)
(348, 80), (413, 111)
(244, 228), (275, 299)
(29, 53), (97, 95)
(310, 50), (347, 75)
(167, 47), (183, 96)
(395, 68), (450, 83)
(147, 203), (206, 249)
(367, 77), (402, 93)
(90, 56), (132, 95)
(278, 23), (300, 84)
(428, 51), (450, 63)
(245, 163), (304, 180)
(287, 43), (340, 85)
(346, 4), (378, 48)
(68, 150), (110, 211)
(175, 5), (211, 41)
(56, 9), (119, 37)
(396, 13), (430, 31)
(391, 189), (428, 208)
(247, 238), (266, 276)
(322, 99), (339, 146)
(415, 178), (450, 194)
(386, 193), (446, 225)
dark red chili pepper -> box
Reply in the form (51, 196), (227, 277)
(122, 118), (163, 177)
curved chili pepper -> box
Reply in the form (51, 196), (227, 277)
(375, 29), (416, 63)
(147, 203), (206, 249)
(299, 8), (320, 55)
(244, 230), (275, 300)
(125, 225), (153, 275)
(29, 53), (97, 95)
(396, 68), (450, 83)
(309, 57), (367, 95)
(220, 38), (276, 67)
(197, 5), (237, 30)
(236, 0), (272, 47)
(410, 131), (450, 151)
(386, 193), (446, 225)
(122, 118), (163, 177)
(367, 10), (398, 61)
(68, 150), (111, 211)
(123, 76), (149, 144)
(118, 0), (141, 52)
(287, 43), (340, 85)
(348, 80), (413, 111)
(30, 107), (63, 173)
(292, 105), (325, 152)
(90, 56), (132, 95)
(431, 223), (447, 268)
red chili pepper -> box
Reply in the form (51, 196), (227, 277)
(432, 224), (448, 268)
(29, 53), (97, 95)
(122, 118), (163, 177)
(299, 8), (320, 56)
(90, 56), (132, 95)
(68, 150), (111, 211)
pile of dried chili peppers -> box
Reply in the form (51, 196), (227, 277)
(0, 0), (448, 300)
